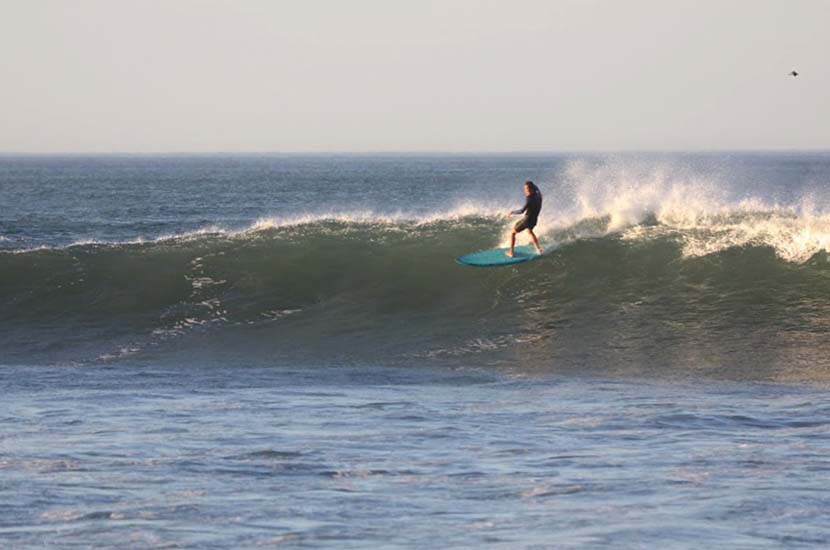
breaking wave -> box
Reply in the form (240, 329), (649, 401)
(4, 161), (830, 381)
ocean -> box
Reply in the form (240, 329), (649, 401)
(1, 153), (829, 548)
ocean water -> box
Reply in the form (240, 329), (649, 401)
(1, 153), (830, 548)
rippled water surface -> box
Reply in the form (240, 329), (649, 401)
(2, 364), (829, 548)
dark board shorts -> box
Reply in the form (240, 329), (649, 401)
(514, 217), (537, 232)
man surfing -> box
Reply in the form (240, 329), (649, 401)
(506, 181), (543, 257)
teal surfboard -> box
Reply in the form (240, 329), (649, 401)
(456, 245), (540, 267)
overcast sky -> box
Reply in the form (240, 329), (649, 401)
(1, 0), (827, 152)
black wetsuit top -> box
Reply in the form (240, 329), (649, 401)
(512, 189), (543, 226)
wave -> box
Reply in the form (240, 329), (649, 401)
(4, 157), (830, 380)
(3, 206), (830, 369)
(9, 199), (830, 264)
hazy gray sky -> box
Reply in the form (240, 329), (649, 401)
(1, 0), (827, 152)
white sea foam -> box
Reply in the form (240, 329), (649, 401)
(658, 204), (830, 263)
(247, 202), (506, 232)
(97, 346), (141, 362)
(1, 205), (508, 254)
(514, 159), (830, 263)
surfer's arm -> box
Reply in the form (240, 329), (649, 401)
(509, 198), (530, 216)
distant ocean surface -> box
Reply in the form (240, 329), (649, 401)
(2, 153), (830, 548)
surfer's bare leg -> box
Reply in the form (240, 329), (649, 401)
(506, 231), (517, 257)
(527, 229), (543, 254)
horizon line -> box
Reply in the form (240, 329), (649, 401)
(2, 147), (830, 157)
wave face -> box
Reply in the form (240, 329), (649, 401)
(4, 212), (830, 381)
(3, 154), (830, 380)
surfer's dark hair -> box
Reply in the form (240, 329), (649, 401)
(524, 181), (537, 191)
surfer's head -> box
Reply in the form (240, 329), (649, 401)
(524, 181), (536, 196)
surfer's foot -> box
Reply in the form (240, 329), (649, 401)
(505, 249), (514, 258)
(535, 246), (543, 255)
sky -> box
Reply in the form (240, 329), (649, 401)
(1, 0), (828, 153)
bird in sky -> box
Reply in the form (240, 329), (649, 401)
(789, 70), (799, 77)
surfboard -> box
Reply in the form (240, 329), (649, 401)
(456, 245), (540, 267)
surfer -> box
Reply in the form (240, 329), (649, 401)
(506, 181), (543, 257)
